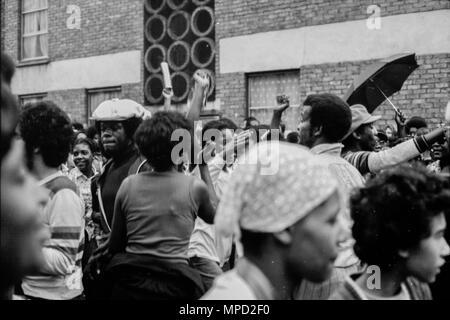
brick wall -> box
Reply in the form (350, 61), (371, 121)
(43, 82), (143, 126)
(1, 0), (5, 51)
(46, 88), (86, 123)
(49, 0), (143, 61)
(215, 0), (450, 130)
(1, 0), (144, 125)
(2, 0), (20, 59)
(219, 53), (450, 131)
(2, 0), (143, 62)
(215, 0), (449, 39)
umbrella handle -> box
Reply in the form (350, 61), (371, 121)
(369, 79), (404, 119)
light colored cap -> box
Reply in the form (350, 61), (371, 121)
(342, 104), (381, 140)
(90, 98), (151, 121)
(215, 141), (339, 237)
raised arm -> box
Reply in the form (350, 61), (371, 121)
(192, 178), (216, 224)
(368, 127), (448, 173)
(186, 70), (210, 123)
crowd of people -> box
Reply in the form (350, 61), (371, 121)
(1, 50), (450, 300)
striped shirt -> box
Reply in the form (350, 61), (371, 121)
(22, 172), (85, 300)
(343, 138), (420, 176)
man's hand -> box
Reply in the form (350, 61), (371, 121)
(193, 70), (210, 93)
(274, 101), (290, 114)
(162, 87), (173, 100)
(394, 110), (407, 138)
(395, 110), (406, 126)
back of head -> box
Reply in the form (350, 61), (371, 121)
(219, 117), (238, 131)
(19, 101), (74, 169)
(243, 116), (260, 129)
(304, 93), (352, 143)
(406, 116), (427, 135)
(134, 111), (193, 172)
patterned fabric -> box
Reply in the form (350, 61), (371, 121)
(296, 264), (362, 300)
(215, 141), (339, 238)
(67, 166), (98, 240)
(427, 160), (442, 174)
(342, 150), (371, 176)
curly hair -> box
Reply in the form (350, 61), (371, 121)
(351, 164), (450, 269)
(19, 101), (74, 169)
(134, 111), (192, 172)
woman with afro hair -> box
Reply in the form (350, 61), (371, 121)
(331, 164), (450, 300)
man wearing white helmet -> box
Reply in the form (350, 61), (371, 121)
(84, 98), (151, 299)
(202, 141), (345, 300)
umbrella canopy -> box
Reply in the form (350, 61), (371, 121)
(343, 53), (419, 113)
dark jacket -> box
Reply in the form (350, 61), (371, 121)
(106, 252), (206, 300)
(91, 148), (151, 233)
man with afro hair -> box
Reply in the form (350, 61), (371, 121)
(19, 101), (85, 300)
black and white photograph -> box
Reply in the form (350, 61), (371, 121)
(1, 0), (450, 312)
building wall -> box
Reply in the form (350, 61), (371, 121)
(2, 0), (144, 124)
(2, 1), (449, 128)
(215, 0), (450, 130)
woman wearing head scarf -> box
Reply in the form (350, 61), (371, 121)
(202, 141), (345, 300)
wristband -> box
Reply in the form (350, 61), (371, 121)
(413, 136), (428, 153)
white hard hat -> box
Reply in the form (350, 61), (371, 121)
(90, 98), (151, 121)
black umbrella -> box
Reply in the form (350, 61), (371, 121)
(343, 53), (419, 114)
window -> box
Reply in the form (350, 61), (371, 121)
(247, 70), (300, 125)
(87, 87), (122, 125)
(21, 0), (48, 61)
(19, 92), (47, 106)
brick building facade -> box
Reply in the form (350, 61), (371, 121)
(2, 0), (144, 124)
(1, 0), (449, 130)
(215, 0), (450, 130)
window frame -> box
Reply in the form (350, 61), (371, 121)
(20, 0), (49, 62)
(246, 69), (301, 116)
(86, 86), (122, 124)
(19, 92), (47, 106)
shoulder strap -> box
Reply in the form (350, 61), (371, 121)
(45, 175), (78, 195)
(97, 185), (111, 233)
(128, 155), (153, 175)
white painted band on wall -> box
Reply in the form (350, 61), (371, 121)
(220, 10), (450, 74)
(11, 50), (141, 94)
